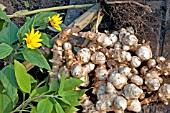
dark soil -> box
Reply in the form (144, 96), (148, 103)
(0, 0), (170, 113)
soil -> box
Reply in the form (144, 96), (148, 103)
(0, 0), (170, 113)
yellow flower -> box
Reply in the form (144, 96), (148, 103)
(49, 14), (63, 31)
(23, 28), (42, 49)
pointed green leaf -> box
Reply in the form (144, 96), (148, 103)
(55, 101), (65, 113)
(0, 64), (18, 108)
(7, 21), (18, 44)
(22, 49), (51, 70)
(0, 21), (18, 45)
(30, 105), (36, 113)
(0, 85), (13, 113)
(34, 12), (56, 27)
(14, 60), (31, 93)
(64, 97), (81, 107)
(41, 33), (53, 48)
(30, 86), (48, 98)
(57, 97), (71, 106)
(56, 98), (71, 108)
(64, 78), (83, 91)
(64, 107), (79, 113)
(60, 89), (87, 99)
(48, 79), (60, 92)
(37, 98), (53, 113)
(58, 72), (65, 95)
(30, 75), (37, 84)
(0, 43), (13, 59)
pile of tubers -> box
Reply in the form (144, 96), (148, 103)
(49, 27), (170, 113)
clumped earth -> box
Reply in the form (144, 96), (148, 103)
(0, 0), (170, 113)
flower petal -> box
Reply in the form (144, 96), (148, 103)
(23, 28), (42, 49)
(54, 25), (62, 31)
(50, 14), (63, 31)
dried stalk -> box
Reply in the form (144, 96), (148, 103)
(91, 9), (104, 33)
(7, 4), (94, 18)
(23, 61), (34, 71)
(82, 8), (103, 47)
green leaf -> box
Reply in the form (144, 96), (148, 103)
(1, 64), (18, 88)
(30, 75), (37, 84)
(64, 107), (79, 113)
(64, 97), (81, 107)
(48, 26), (59, 32)
(0, 43), (13, 59)
(41, 33), (53, 48)
(0, 64), (18, 108)
(7, 22), (18, 44)
(30, 105), (36, 113)
(38, 25), (48, 30)
(60, 89), (87, 99)
(51, 107), (57, 113)
(58, 72), (65, 96)
(56, 99), (70, 108)
(55, 101), (65, 113)
(22, 49), (51, 70)
(60, 24), (67, 30)
(0, 85), (13, 113)
(30, 86), (48, 98)
(48, 79), (60, 92)
(0, 21), (18, 45)
(0, 8), (10, 22)
(57, 97), (71, 106)
(14, 53), (25, 60)
(64, 78), (83, 91)
(17, 17), (35, 42)
(59, 90), (87, 108)
(37, 98), (53, 113)
(34, 12), (56, 27)
(14, 60), (31, 93)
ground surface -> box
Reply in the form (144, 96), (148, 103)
(0, 0), (170, 113)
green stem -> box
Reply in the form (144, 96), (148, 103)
(9, 45), (22, 64)
(22, 93), (25, 104)
(36, 80), (46, 88)
(7, 4), (94, 18)
(8, 44), (23, 64)
(11, 95), (57, 113)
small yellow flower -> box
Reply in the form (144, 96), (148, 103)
(49, 14), (63, 31)
(23, 28), (42, 49)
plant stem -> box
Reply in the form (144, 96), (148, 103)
(11, 95), (56, 113)
(11, 95), (44, 113)
(36, 80), (46, 88)
(8, 44), (23, 64)
(7, 4), (94, 18)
